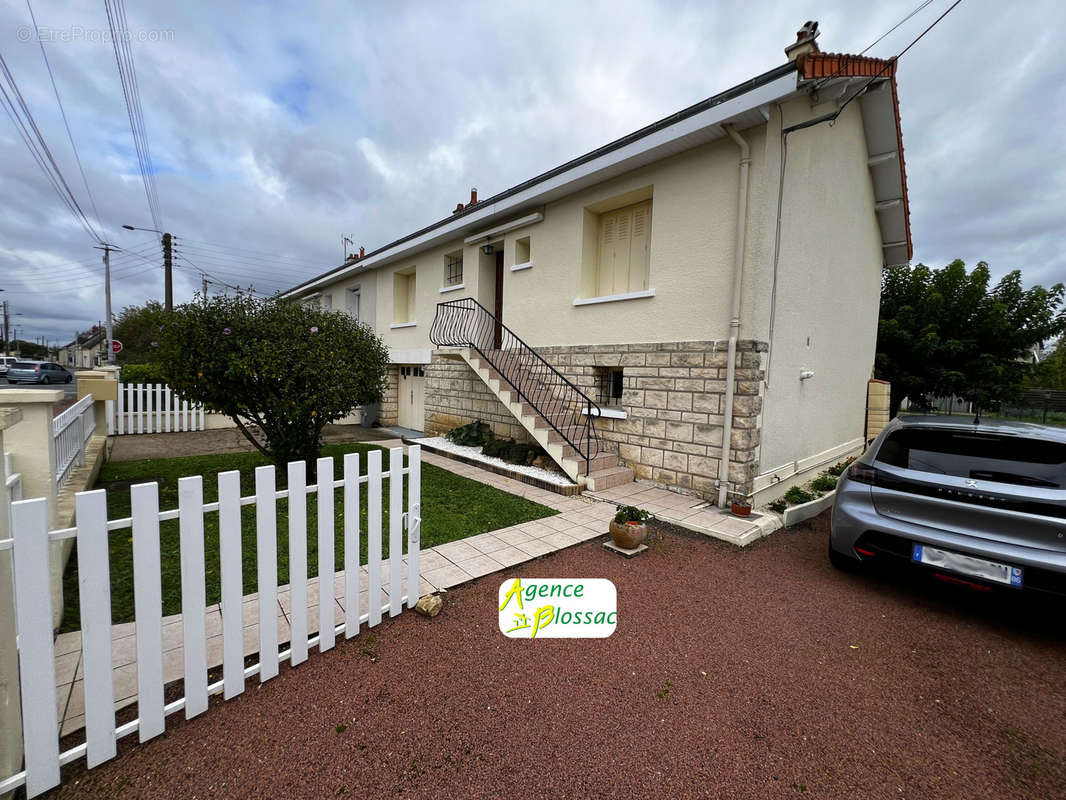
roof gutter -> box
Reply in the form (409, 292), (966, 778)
(718, 123), (751, 508)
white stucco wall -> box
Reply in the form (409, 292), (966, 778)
(751, 97), (884, 475)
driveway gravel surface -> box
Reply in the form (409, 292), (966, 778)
(47, 512), (1066, 799)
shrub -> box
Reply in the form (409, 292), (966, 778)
(119, 362), (169, 384)
(826, 457), (856, 477)
(482, 436), (512, 457)
(447, 420), (493, 447)
(769, 499), (787, 514)
(156, 293), (389, 469)
(783, 486), (815, 505)
(482, 437), (547, 466)
(614, 505), (650, 524)
(810, 474), (838, 493)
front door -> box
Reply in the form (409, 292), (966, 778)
(397, 365), (425, 431)
(494, 250), (504, 349)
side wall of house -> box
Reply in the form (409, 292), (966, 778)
(745, 97), (884, 489)
(537, 340), (765, 496)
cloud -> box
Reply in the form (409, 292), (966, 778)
(1, 0), (1064, 344)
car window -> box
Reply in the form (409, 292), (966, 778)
(876, 428), (1066, 489)
(13, 362), (36, 369)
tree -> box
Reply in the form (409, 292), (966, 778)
(876, 260), (1065, 417)
(113, 301), (171, 364)
(1028, 338), (1066, 390)
(156, 293), (390, 468)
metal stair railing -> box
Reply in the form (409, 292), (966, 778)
(430, 297), (600, 474)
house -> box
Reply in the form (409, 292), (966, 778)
(59, 327), (108, 369)
(284, 22), (911, 506)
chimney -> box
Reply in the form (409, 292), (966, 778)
(784, 20), (820, 61)
(359, 246), (365, 258)
(470, 187), (478, 205)
(453, 202), (465, 214)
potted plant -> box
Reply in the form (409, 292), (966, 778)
(610, 505), (650, 549)
(729, 492), (752, 517)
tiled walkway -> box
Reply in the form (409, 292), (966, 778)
(53, 441), (776, 736)
(585, 483), (780, 546)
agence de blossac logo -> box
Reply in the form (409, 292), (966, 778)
(498, 578), (617, 639)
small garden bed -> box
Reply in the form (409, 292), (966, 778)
(59, 441), (558, 630)
(764, 457), (856, 520)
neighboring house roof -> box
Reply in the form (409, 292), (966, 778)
(285, 50), (911, 297)
(796, 52), (912, 264)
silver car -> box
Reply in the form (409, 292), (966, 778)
(5, 360), (73, 385)
(830, 416), (1066, 595)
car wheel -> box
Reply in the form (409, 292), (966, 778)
(828, 541), (862, 572)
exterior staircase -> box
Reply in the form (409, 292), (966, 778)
(430, 298), (633, 491)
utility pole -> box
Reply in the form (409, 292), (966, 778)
(95, 243), (118, 363)
(162, 232), (173, 311)
(202, 275), (208, 303)
(2, 300), (8, 357)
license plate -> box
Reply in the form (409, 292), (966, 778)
(911, 544), (1023, 587)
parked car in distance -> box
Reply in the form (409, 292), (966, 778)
(5, 360), (74, 385)
(0, 355), (17, 378)
(830, 416), (1066, 596)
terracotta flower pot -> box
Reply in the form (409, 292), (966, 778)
(730, 501), (752, 517)
(609, 520), (647, 549)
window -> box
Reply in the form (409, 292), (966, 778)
(876, 428), (1066, 489)
(347, 286), (361, 322)
(596, 367), (625, 408)
(393, 268), (416, 324)
(400, 365), (425, 379)
(320, 294), (333, 310)
(514, 236), (531, 267)
(444, 251), (463, 287)
(595, 200), (651, 296)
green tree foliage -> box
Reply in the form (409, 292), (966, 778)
(113, 301), (170, 363)
(1028, 338), (1066, 390)
(156, 294), (390, 468)
(876, 260), (1065, 416)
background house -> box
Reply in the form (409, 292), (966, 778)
(59, 328), (108, 369)
(285, 23), (910, 505)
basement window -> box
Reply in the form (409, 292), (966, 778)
(597, 367), (624, 408)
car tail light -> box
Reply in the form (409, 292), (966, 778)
(846, 462), (878, 485)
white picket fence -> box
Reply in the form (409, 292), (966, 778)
(4, 451), (21, 502)
(0, 445), (421, 798)
(107, 382), (205, 435)
(53, 394), (96, 486)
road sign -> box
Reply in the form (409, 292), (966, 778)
(111, 340), (123, 354)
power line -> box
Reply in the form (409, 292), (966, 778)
(173, 255), (275, 297)
(24, 0), (104, 233)
(176, 237), (334, 266)
(175, 241), (332, 272)
(0, 242), (161, 279)
(834, 0), (965, 119)
(171, 248), (320, 283)
(104, 0), (163, 232)
(0, 49), (103, 243)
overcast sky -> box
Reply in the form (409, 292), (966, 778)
(1, 0), (1063, 346)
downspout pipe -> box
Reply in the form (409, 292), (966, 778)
(718, 123), (751, 508)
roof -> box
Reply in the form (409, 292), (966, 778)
(796, 52), (912, 263)
(286, 49), (913, 296)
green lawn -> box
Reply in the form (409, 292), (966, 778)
(60, 442), (556, 631)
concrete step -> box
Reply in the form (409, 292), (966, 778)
(584, 465), (635, 491)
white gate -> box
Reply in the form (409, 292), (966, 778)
(0, 446), (421, 798)
(107, 382), (206, 435)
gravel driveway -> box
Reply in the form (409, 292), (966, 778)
(48, 512), (1066, 799)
